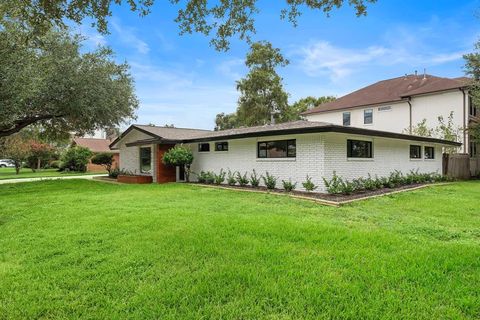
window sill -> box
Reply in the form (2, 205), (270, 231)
(424, 158), (436, 161)
(409, 158), (423, 161)
(347, 158), (374, 161)
(256, 158), (296, 162)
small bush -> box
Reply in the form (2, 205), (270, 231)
(282, 179), (297, 192)
(262, 171), (277, 190)
(61, 146), (93, 172)
(213, 169), (226, 185)
(363, 174), (380, 190)
(227, 170), (237, 186)
(109, 168), (120, 178)
(197, 171), (214, 184)
(249, 169), (261, 188)
(302, 175), (318, 192)
(323, 171), (344, 194)
(49, 160), (62, 169)
(339, 180), (356, 195)
(91, 152), (114, 174)
(236, 171), (249, 187)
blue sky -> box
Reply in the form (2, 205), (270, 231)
(79, 0), (480, 130)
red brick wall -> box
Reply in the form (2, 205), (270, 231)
(86, 153), (119, 172)
(156, 144), (176, 183)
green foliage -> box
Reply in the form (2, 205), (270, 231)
(226, 170), (237, 186)
(262, 171), (277, 190)
(464, 42), (480, 140)
(49, 160), (62, 169)
(1, 134), (31, 174)
(26, 141), (57, 171)
(61, 146), (93, 172)
(406, 119), (434, 137)
(213, 169), (226, 185)
(323, 171), (345, 194)
(282, 179), (297, 192)
(197, 171), (215, 184)
(109, 168), (120, 178)
(236, 171), (249, 187)
(162, 145), (194, 182)
(436, 112), (461, 153)
(249, 169), (261, 187)
(0, 23), (138, 139)
(214, 113), (238, 131)
(91, 152), (114, 174)
(302, 175), (318, 192)
(287, 96), (336, 120)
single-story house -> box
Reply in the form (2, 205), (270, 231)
(109, 120), (460, 192)
(72, 137), (119, 172)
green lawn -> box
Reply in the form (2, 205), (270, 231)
(0, 167), (106, 180)
(0, 180), (478, 319)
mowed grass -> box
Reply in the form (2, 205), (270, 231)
(0, 180), (479, 319)
(0, 167), (105, 180)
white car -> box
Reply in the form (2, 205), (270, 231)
(0, 159), (15, 168)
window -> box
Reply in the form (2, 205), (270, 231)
(198, 143), (210, 152)
(215, 142), (229, 151)
(424, 146), (435, 159)
(469, 96), (477, 117)
(342, 112), (351, 126)
(139, 147), (151, 173)
(257, 140), (296, 158)
(364, 109), (373, 124)
(347, 139), (373, 158)
(470, 140), (477, 158)
(410, 145), (422, 159)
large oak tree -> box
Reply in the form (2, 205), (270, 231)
(0, 22), (138, 138)
(0, 0), (376, 51)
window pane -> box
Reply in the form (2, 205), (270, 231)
(410, 145), (421, 159)
(287, 140), (296, 157)
(257, 140), (296, 158)
(267, 141), (287, 158)
(364, 109), (373, 124)
(140, 147), (151, 173)
(198, 143), (210, 152)
(215, 142), (228, 151)
(347, 140), (372, 158)
(258, 142), (267, 158)
(424, 146), (435, 159)
(343, 112), (351, 126)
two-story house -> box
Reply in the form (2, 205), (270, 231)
(302, 74), (477, 158)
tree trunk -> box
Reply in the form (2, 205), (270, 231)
(15, 163), (20, 174)
(37, 157), (41, 171)
(185, 164), (191, 182)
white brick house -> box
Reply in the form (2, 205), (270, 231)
(110, 121), (459, 193)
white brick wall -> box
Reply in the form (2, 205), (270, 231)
(186, 132), (443, 192)
(118, 129), (156, 179)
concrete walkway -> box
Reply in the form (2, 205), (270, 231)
(0, 174), (107, 185)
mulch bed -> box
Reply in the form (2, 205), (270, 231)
(189, 182), (441, 206)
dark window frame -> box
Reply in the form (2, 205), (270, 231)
(469, 96), (477, 117)
(257, 139), (296, 159)
(198, 143), (210, 152)
(470, 140), (477, 158)
(342, 112), (351, 126)
(364, 109), (373, 124)
(215, 141), (229, 151)
(139, 146), (152, 173)
(347, 139), (373, 158)
(409, 145), (422, 159)
(424, 146), (435, 159)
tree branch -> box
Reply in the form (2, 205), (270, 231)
(0, 114), (64, 138)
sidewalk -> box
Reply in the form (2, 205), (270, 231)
(0, 174), (107, 184)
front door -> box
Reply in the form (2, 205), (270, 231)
(179, 165), (185, 181)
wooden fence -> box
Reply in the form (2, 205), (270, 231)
(471, 157), (480, 177)
(443, 153), (471, 180)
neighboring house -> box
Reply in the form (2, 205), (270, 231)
(72, 138), (119, 172)
(302, 74), (477, 157)
(110, 121), (459, 193)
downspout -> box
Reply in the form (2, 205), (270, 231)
(461, 88), (467, 153)
(407, 97), (412, 134)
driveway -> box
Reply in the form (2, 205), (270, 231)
(0, 174), (107, 185)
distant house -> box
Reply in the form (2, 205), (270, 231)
(72, 138), (119, 172)
(302, 74), (475, 156)
(110, 121), (459, 192)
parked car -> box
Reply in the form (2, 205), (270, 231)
(0, 159), (15, 168)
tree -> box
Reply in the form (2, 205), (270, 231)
(61, 147), (93, 172)
(0, 22), (138, 139)
(91, 153), (114, 174)
(162, 145), (194, 182)
(236, 41), (290, 127)
(0, 1), (376, 51)
(27, 141), (57, 171)
(286, 96), (337, 120)
(464, 41), (480, 139)
(1, 134), (31, 174)
(214, 113), (238, 131)
(436, 112), (461, 154)
(405, 119), (434, 137)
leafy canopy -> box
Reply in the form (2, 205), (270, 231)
(91, 152), (115, 174)
(0, 22), (138, 138)
(464, 41), (480, 140)
(61, 146), (93, 172)
(0, 0), (376, 51)
(162, 145), (194, 167)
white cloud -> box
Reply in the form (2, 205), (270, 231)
(216, 58), (245, 80)
(111, 19), (150, 54)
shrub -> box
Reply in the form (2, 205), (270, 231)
(226, 170), (237, 186)
(49, 160), (62, 169)
(323, 171), (344, 194)
(282, 179), (297, 192)
(387, 170), (405, 188)
(109, 168), (120, 178)
(213, 169), (226, 185)
(197, 171), (214, 184)
(363, 174), (380, 190)
(236, 171), (249, 187)
(351, 178), (365, 192)
(61, 146), (93, 172)
(339, 180), (356, 195)
(262, 171), (277, 190)
(91, 152), (114, 174)
(162, 145), (194, 182)
(249, 169), (261, 188)
(302, 175), (318, 192)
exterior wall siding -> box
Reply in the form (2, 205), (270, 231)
(118, 129), (156, 178)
